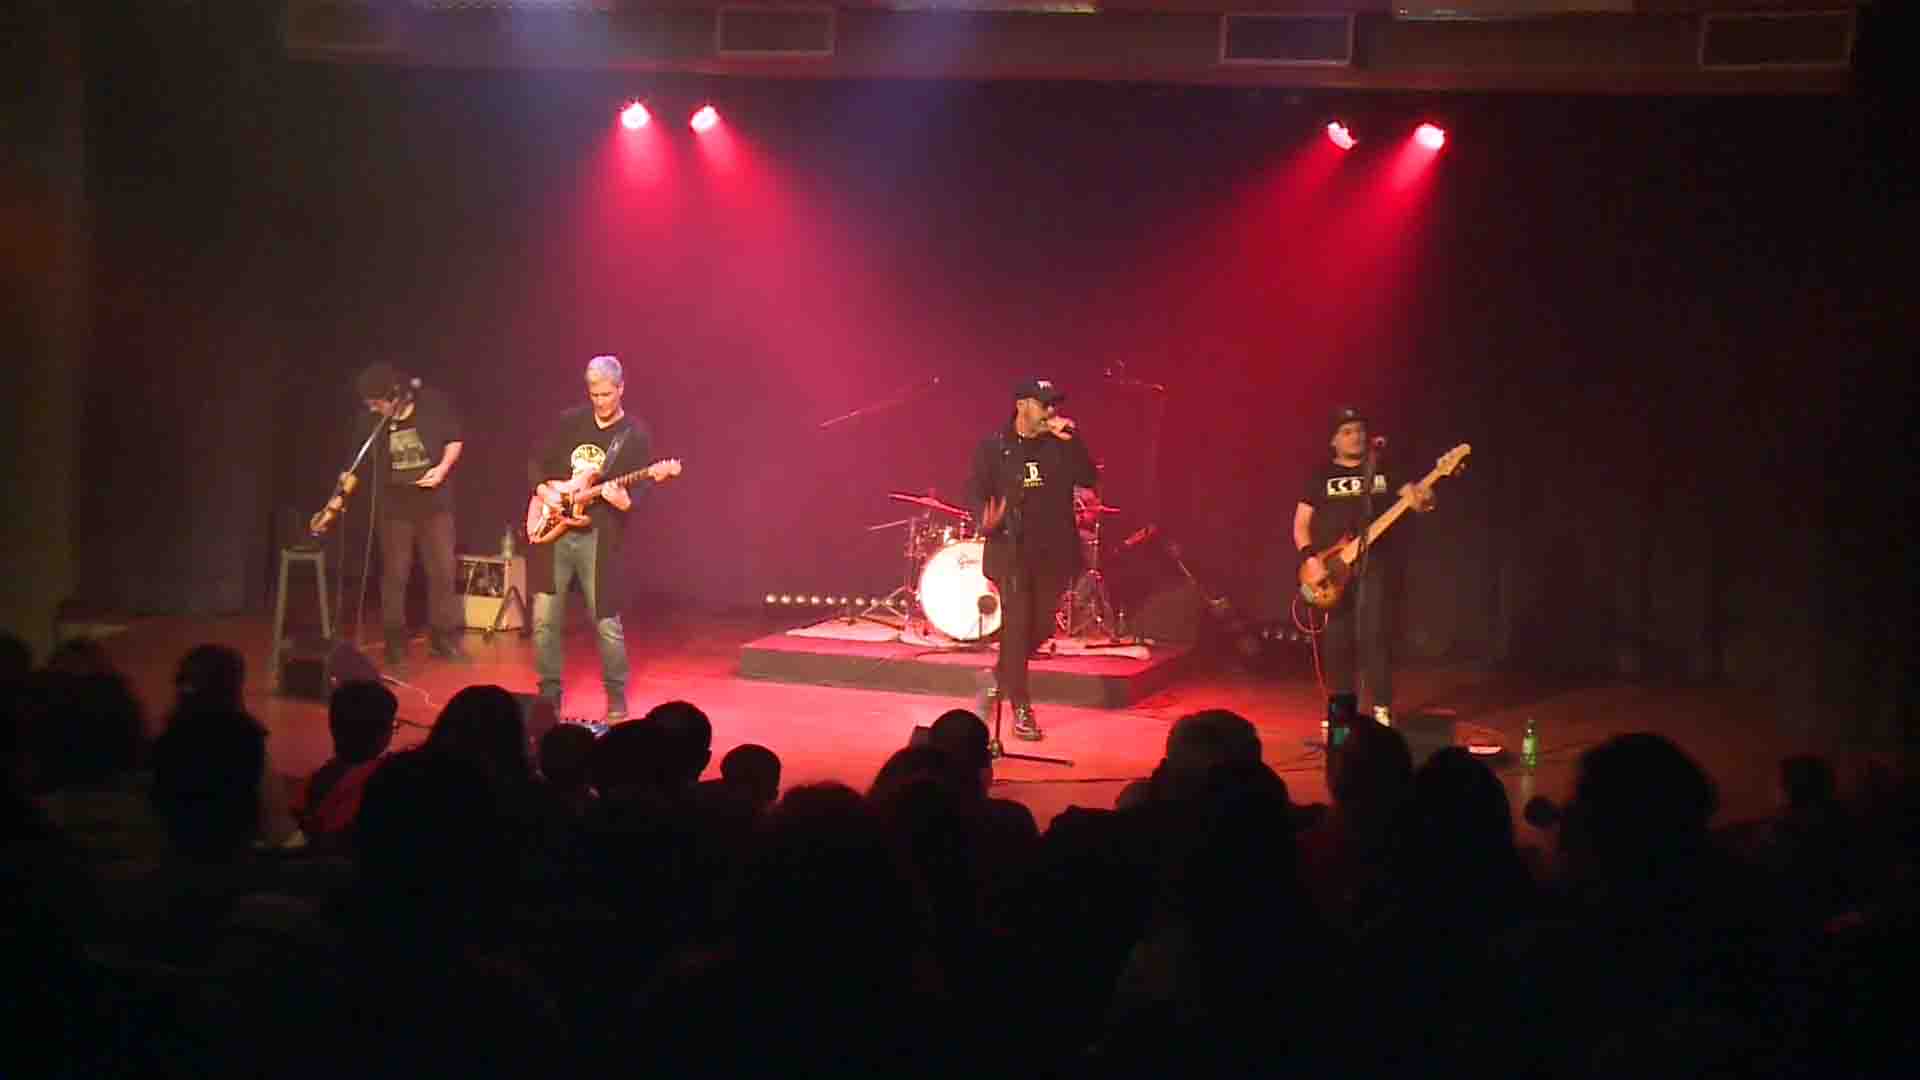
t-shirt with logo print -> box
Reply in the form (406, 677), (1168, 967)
(1303, 460), (1397, 557)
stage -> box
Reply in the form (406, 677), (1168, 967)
(736, 615), (1193, 708)
(78, 612), (1866, 835)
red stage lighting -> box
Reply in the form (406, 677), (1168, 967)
(1415, 123), (1447, 151)
(620, 102), (650, 130)
(1326, 122), (1356, 151)
(689, 105), (719, 134)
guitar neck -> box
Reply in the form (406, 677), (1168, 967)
(1357, 460), (1449, 549)
(584, 468), (654, 498)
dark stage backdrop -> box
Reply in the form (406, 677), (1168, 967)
(57, 8), (1912, 731)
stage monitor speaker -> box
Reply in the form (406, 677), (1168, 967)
(279, 638), (380, 701)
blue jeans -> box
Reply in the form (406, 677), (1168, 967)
(533, 529), (629, 716)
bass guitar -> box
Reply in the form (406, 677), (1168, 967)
(525, 458), (683, 545)
(1299, 443), (1471, 609)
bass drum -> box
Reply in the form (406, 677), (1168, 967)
(917, 539), (1001, 641)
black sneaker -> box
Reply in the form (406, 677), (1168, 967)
(1012, 704), (1043, 742)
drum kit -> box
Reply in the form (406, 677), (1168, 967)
(862, 486), (1124, 645)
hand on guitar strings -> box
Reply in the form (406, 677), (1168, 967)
(1400, 482), (1436, 512)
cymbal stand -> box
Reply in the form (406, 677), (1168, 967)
(858, 511), (925, 630)
(1063, 518), (1120, 641)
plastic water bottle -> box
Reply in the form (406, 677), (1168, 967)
(1521, 717), (1539, 771)
(501, 526), (516, 560)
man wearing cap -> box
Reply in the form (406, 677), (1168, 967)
(967, 378), (1100, 740)
(352, 363), (468, 668)
(1295, 407), (1434, 729)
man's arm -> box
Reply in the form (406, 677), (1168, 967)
(1068, 433), (1100, 490)
(600, 420), (652, 512)
(1293, 502), (1315, 553)
(1294, 501), (1325, 582)
(415, 440), (463, 489)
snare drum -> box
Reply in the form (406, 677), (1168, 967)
(917, 539), (1001, 641)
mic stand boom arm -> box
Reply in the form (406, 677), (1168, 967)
(308, 407), (392, 536)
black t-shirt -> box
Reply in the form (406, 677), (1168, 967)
(968, 425), (1100, 580)
(354, 386), (462, 519)
(1301, 458), (1396, 554)
(530, 407), (651, 539)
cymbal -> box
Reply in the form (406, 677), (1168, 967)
(887, 491), (970, 518)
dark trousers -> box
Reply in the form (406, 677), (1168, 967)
(1321, 569), (1393, 710)
(377, 508), (459, 634)
(993, 560), (1070, 707)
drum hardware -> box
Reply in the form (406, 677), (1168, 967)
(859, 491), (976, 633)
(1059, 489), (1123, 641)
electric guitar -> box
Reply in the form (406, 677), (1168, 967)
(525, 458), (682, 545)
(1299, 444), (1471, 609)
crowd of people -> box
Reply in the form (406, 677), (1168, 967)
(2, 631), (1912, 1077)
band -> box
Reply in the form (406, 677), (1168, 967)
(320, 367), (1459, 745)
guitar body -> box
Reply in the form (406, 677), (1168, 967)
(525, 458), (683, 545)
(525, 474), (596, 546)
(1298, 543), (1355, 609)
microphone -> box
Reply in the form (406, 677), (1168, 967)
(1371, 435), (1387, 450)
(1051, 419), (1077, 437)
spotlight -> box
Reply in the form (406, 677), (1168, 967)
(689, 104), (719, 134)
(1325, 122), (1356, 151)
(765, 594), (777, 605)
(779, 595), (792, 605)
(1414, 123), (1446, 151)
(620, 101), (650, 131)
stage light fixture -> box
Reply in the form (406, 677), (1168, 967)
(1326, 122), (1356, 151)
(620, 101), (650, 130)
(1415, 123), (1446, 151)
(689, 104), (719, 133)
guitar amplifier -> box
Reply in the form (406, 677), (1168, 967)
(456, 555), (527, 630)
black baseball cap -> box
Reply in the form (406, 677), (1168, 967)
(1331, 406), (1368, 435)
(1014, 377), (1066, 405)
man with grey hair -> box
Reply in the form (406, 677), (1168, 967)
(526, 354), (653, 727)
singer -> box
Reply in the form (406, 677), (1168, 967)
(352, 362), (468, 667)
(966, 377), (1100, 740)
(1293, 406), (1433, 729)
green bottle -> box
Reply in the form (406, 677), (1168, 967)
(1521, 717), (1539, 770)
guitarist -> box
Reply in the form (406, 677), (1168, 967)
(527, 355), (648, 727)
(1294, 407), (1434, 730)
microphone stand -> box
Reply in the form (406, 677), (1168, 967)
(315, 408), (392, 650)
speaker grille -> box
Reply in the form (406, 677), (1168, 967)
(1700, 11), (1854, 70)
(716, 6), (836, 57)
(1219, 13), (1354, 67)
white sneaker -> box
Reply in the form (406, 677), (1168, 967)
(1373, 705), (1393, 728)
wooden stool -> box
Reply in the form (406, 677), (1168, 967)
(272, 545), (332, 690)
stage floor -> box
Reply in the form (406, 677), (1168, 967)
(80, 612), (1865, 836)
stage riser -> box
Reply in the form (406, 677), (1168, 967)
(737, 637), (1191, 709)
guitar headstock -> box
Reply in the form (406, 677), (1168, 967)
(648, 458), (683, 482)
(1435, 444), (1472, 478)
